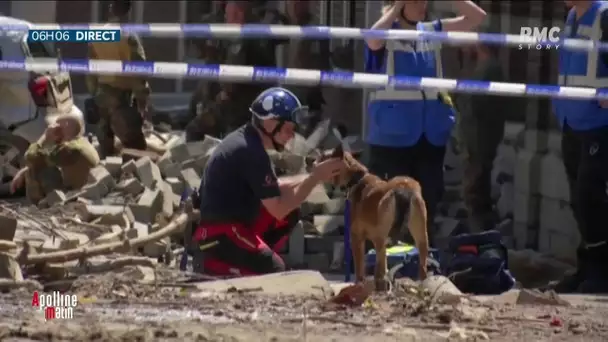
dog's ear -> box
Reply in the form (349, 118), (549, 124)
(331, 144), (344, 159)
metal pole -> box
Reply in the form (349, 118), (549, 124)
(344, 199), (352, 282)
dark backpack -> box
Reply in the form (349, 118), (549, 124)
(445, 230), (516, 294)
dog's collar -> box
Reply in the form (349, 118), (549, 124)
(346, 170), (366, 190)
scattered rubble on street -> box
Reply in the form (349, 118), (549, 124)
(0, 127), (606, 341)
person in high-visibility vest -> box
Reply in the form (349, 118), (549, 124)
(364, 0), (486, 244)
(551, 0), (608, 294)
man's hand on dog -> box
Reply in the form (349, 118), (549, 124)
(311, 157), (344, 182)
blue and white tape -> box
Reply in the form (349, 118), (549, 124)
(1, 23), (606, 52)
(4, 58), (607, 100)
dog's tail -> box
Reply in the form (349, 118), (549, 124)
(389, 178), (429, 279)
(389, 179), (427, 242)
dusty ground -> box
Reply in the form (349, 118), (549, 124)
(1, 267), (607, 341)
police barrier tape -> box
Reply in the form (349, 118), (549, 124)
(2, 58), (606, 100)
(0, 23), (604, 52)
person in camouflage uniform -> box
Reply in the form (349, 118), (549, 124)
(10, 110), (100, 205)
(456, 38), (506, 232)
(217, 1), (288, 132)
(86, 0), (148, 158)
(185, 12), (228, 142)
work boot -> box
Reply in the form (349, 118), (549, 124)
(548, 268), (586, 293)
(577, 269), (608, 293)
(576, 243), (608, 294)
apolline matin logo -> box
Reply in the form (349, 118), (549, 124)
(519, 27), (562, 50)
(31, 291), (78, 321)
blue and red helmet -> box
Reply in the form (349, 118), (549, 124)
(250, 87), (308, 125)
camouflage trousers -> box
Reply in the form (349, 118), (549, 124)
(458, 113), (505, 230)
(24, 138), (99, 204)
(94, 88), (147, 158)
(185, 103), (227, 142)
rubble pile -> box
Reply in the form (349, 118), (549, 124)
(0, 125), (370, 290)
(0, 131), (219, 290)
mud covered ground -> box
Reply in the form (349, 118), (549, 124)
(0, 267), (607, 341)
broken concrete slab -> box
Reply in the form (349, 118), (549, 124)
(121, 159), (137, 175)
(192, 270), (333, 298)
(422, 275), (464, 304)
(0, 253), (23, 281)
(102, 156), (123, 178)
(88, 166), (116, 190)
(475, 289), (570, 306)
(116, 178), (144, 197)
(165, 177), (184, 198)
(180, 168), (201, 191)
(42, 190), (66, 207)
(186, 135), (221, 158)
(158, 181), (175, 218)
(129, 188), (163, 224)
(0, 214), (17, 241)
(135, 156), (163, 189)
(313, 215), (344, 235)
(76, 205), (133, 222)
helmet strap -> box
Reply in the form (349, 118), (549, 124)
(253, 117), (287, 152)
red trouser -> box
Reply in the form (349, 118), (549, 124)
(193, 207), (297, 276)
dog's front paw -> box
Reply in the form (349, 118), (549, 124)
(374, 278), (391, 292)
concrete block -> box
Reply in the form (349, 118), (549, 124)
(547, 131), (562, 154)
(129, 188), (163, 224)
(305, 234), (342, 254)
(305, 253), (330, 272)
(103, 156), (123, 178)
(539, 153), (570, 201)
(159, 142), (190, 168)
(330, 241), (345, 271)
(513, 192), (540, 225)
(313, 215), (344, 235)
(524, 129), (548, 153)
(539, 198), (578, 240)
(191, 270), (332, 298)
(135, 156), (163, 188)
(158, 181), (175, 218)
(503, 122), (525, 145)
(0, 253), (23, 281)
(44, 190), (66, 206)
(96, 211), (133, 228)
(186, 135), (221, 158)
(322, 198), (345, 215)
(514, 150), (542, 195)
(76, 205), (124, 221)
(88, 166), (116, 190)
(492, 143), (517, 179)
(143, 238), (170, 258)
(287, 221), (305, 265)
(121, 159), (137, 175)
(180, 168), (201, 191)
(133, 221), (149, 238)
(163, 163), (182, 179)
(180, 158), (199, 172)
(165, 177), (184, 197)
(422, 275), (464, 304)
(496, 183), (514, 219)
(117, 178), (144, 196)
(0, 214), (17, 241)
(80, 182), (111, 201)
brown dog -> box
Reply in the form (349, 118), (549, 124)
(329, 145), (430, 291)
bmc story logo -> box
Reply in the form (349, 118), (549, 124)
(519, 27), (562, 50)
(31, 291), (78, 321)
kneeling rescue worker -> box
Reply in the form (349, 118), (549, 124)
(192, 87), (344, 276)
